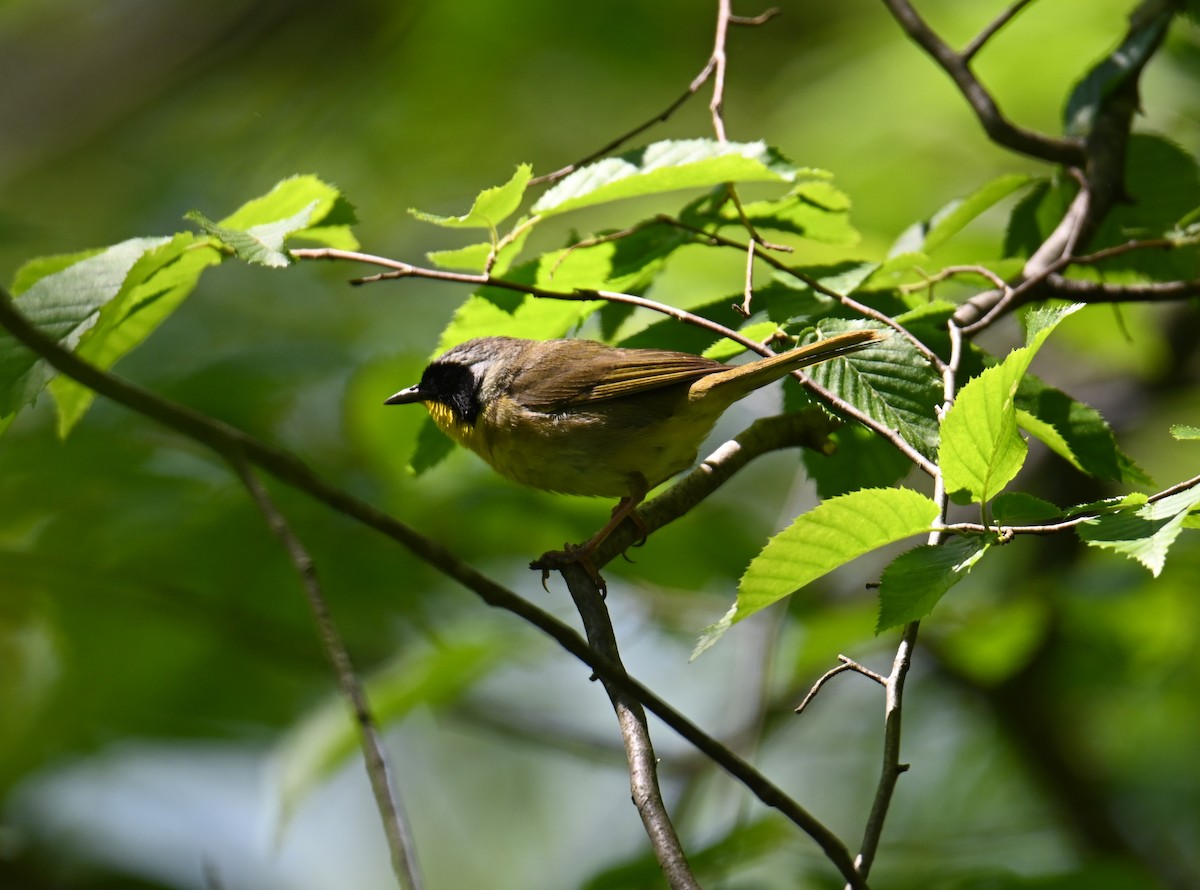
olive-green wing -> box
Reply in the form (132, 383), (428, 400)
(512, 341), (725, 410)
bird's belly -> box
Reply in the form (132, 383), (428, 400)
(478, 399), (719, 498)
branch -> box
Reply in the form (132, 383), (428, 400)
(559, 562), (700, 890)
(878, 0), (1084, 167)
(230, 457), (424, 890)
(0, 289), (867, 889)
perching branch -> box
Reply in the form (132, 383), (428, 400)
(0, 287), (867, 890)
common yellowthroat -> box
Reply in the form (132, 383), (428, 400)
(385, 329), (885, 586)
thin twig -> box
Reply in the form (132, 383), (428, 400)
(656, 217), (946, 373)
(231, 457), (424, 890)
(962, 0), (1038, 62)
(795, 655), (887, 714)
(0, 288), (867, 889)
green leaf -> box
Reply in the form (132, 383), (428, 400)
(187, 175), (357, 265)
(701, 321), (778, 361)
(274, 632), (510, 829)
(187, 204), (315, 268)
(804, 317), (942, 458)
(0, 237), (170, 419)
(1015, 372), (1147, 484)
(427, 221), (531, 275)
(709, 180), (859, 245)
(992, 491), (1061, 524)
(939, 304), (1081, 504)
(410, 164), (532, 230)
(533, 139), (808, 216)
(1171, 424), (1200, 440)
(218, 174), (358, 249)
(49, 233), (223, 435)
(876, 535), (990, 632)
(1077, 481), (1200, 576)
(694, 487), (939, 656)
(922, 173), (1036, 253)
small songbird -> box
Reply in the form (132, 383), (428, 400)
(385, 330), (885, 586)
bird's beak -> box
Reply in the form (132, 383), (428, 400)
(384, 385), (424, 405)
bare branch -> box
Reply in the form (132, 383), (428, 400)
(878, 0), (1084, 167)
(231, 457), (424, 890)
(795, 655), (888, 715)
(962, 0), (1038, 62)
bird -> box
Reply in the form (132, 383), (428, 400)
(385, 329), (885, 589)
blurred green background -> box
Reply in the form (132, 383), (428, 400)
(1, 1), (1199, 888)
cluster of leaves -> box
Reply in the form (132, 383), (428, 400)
(3, 133), (1199, 663)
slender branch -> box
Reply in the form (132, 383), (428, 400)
(849, 624), (918, 886)
(230, 457), (424, 890)
(962, 0), (1038, 62)
(795, 655), (887, 715)
(709, 0), (732, 141)
(528, 0), (778, 185)
(0, 289), (867, 889)
(559, 561), (700, 890)
(657, 217), (947, 373)
(878, 0), (1084, 167)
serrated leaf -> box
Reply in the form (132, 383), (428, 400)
(922, 174), (1036, 253)
(876, 535), (990, 632)
(533, 139), (806, 216)
(1171, 424), (1200, 440)
(274, 632), (509, 830)
(1076, 482), (1200, 576)
(49, 233), (222, 435)
(1015, 372), (1145, 484)
(188, 175), (357, 263)
(711, 180), (859, 245)
(410, 164), (532, 230)
(220, 174), (349, 231)
(939, 304), (1081, 504)
(804, 318), (942, 458)
(992, 491), (1061, 524)
(694, 487), (939, 656)
(0, 237), (170, 420)
(427, 221), (531, 275)
(187, 203), (316, 268)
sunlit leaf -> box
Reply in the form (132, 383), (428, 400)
(922, 173), (1036, 253)
(694, 487), (939, 656)
(0, 237), (169, 419)
(1077, 481), (1200, 576)
(940, 304), (1081, 504)
(410, 164), (532, 230)
(533, 139), (809, 216)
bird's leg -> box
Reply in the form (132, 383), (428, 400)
(532, 478), (649, 596)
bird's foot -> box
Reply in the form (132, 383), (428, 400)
(531, 543), (608, 598)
